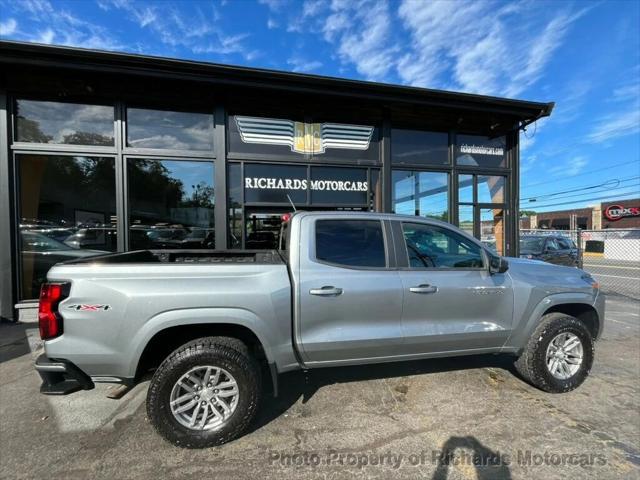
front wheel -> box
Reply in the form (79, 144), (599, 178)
(147, 337), (261, 448)
(514, 313), (594, 393)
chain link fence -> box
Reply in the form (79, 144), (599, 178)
(519, 228), (640, 300)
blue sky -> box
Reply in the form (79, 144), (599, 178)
(1, 0), (639, 213)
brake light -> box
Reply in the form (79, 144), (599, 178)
(281, 213), (292, 222)
(39, 283), (69, 340)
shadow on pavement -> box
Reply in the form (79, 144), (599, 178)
(0, 322), (34, 364)
(252, 353), (518, 433)
(432, 435), (512, 480)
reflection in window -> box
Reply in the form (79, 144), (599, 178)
(458, 174), (474, 203)
(402, 223), (484, 269)
(458, 205), (474, 236)
(480, 208), (505, 255)
(392, 170), (448, 221)
(18, 155), (117, 299)
(391, 129), (448, 166)
(15, 100), (114, 146)
(127, 159), (215, 250)
(126, 108), (214, 151)
(456, 134), (506, 168)
(478, 175), (506, 204)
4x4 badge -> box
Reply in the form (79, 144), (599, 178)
(67, 304), (111, 311)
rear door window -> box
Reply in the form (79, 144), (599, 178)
(315, 220), (386, 268)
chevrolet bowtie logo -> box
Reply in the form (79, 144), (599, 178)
(235, 116), (374, 155)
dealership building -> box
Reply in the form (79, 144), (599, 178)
(0, 41), (553, 321)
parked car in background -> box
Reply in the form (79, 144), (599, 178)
(520, 235), (579, 267)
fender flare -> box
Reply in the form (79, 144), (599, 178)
(506, 292), (596, 352)
(125, 307), (277, 378)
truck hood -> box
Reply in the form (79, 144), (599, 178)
(505, 256), (592, 291)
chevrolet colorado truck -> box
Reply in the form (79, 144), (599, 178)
(35, 212), (604, 448)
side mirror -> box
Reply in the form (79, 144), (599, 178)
(489, 256), (509, 274)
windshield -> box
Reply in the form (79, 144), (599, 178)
(520, 237), (545, 252)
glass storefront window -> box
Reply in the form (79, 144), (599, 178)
(480, 208), (505, 255)
(392, 170), (449, 221)
(456, 134), (507, 168)
(127, 159), (215, 249)
(391, 129), (448, 166)
(15, 100), (114, 146)
(18, 154), (117, 299)
(458, 205), (474, 236)
(126, 108), (214, 151)
(478, 175), (506, 204)
(458, 174), (474, 204)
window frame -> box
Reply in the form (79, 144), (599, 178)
(394, 220), (488, 271)
(312, 218), (391, 270)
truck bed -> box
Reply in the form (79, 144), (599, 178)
(61, 249), (284, 265)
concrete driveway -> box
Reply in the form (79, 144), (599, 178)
(1, 296), (638, 480)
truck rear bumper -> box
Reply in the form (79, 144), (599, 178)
(35, 354), (95, 395)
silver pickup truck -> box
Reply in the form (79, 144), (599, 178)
(35, 211), (604, 448)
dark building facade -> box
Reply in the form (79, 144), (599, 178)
(0, 41), (553, 319)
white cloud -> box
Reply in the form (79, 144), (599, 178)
(287, 56), (323, 73)
(0, 18), (18, 36)
(586, 109), (640, 144)
(318, 0), (397, 81)
(396, 1), (588, 96)
(549, 156), (588, 176)
(267, 18), (279, 29)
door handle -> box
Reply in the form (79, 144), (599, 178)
(410, 284), (438, 294)
(309, 286), (343, 296)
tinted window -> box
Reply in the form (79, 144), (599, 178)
(456, 134), (506, 168)
(18, 154), (117, 299)
(15, 100), (114, 146)
(316, 220), (385, 267)
(127, 159), (215, 249)
(391, 129), (448, 165)
(127, 108), (214, 151)
(402, 223), (484, 269)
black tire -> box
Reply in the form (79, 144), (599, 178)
(147, 336), (261, 448)
(514, 312), (594, 393)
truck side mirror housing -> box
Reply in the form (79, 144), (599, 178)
(489, 255), (509, 274)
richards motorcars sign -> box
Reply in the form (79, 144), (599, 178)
(245, 177), (368, 192)
(604, 204), (640, 221)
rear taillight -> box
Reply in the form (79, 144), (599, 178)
(38, 283), (69, 340)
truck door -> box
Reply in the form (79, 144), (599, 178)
(393, 220), (514, 354)
(295, 217), (404, 364)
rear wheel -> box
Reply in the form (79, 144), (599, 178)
(147, 336), (261, 448)
(514, 313), (594, 393)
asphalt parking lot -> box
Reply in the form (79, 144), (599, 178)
(1, 296), (639, 480)
(582, 257), (640, 300)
